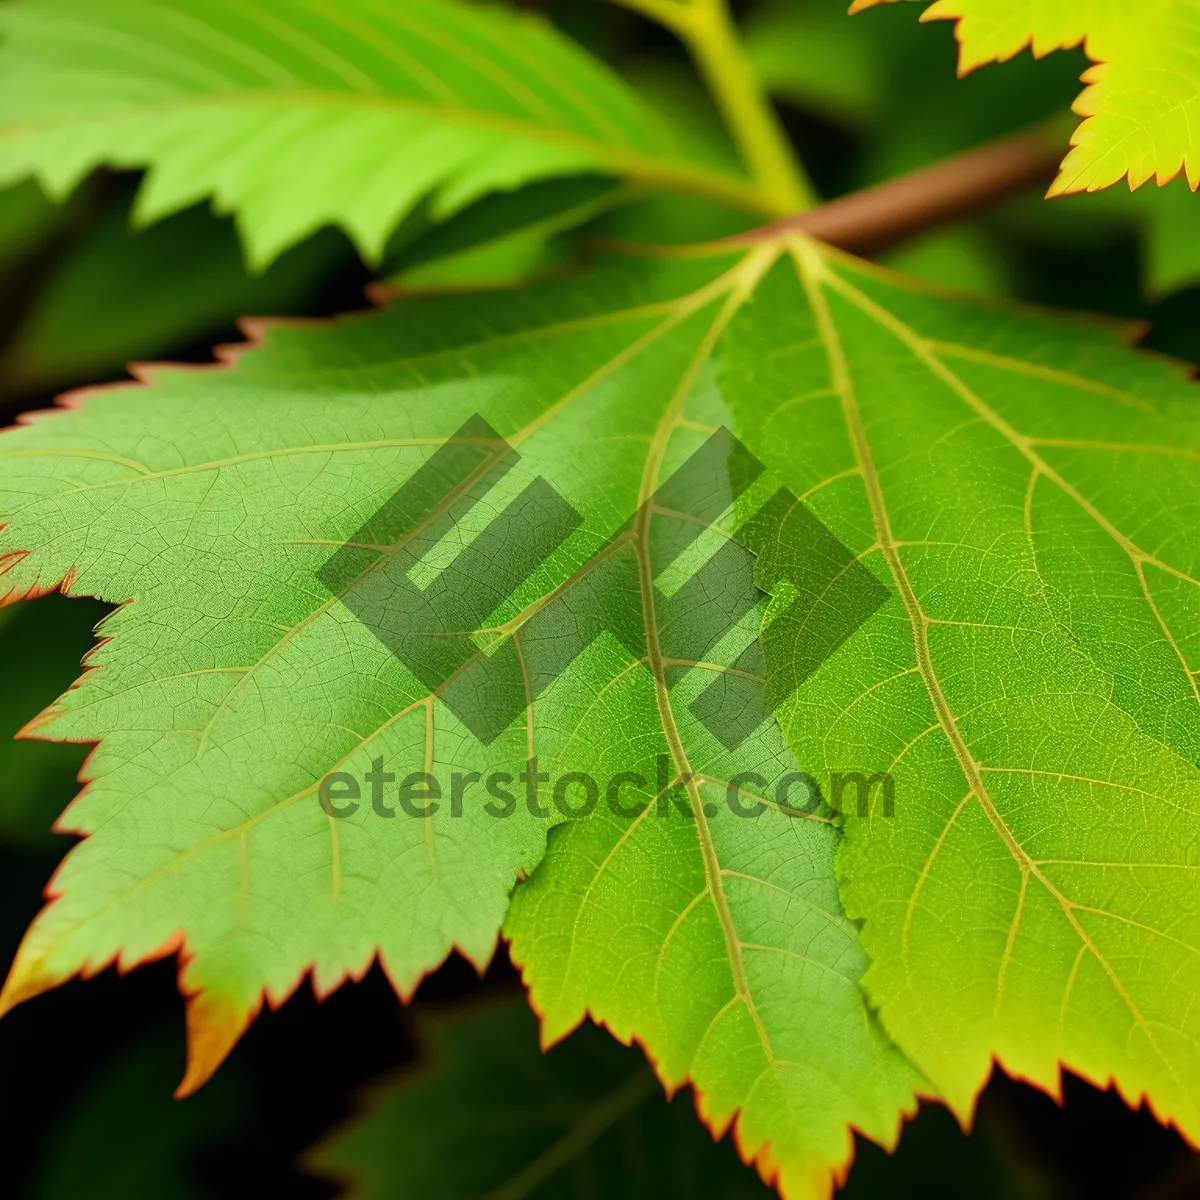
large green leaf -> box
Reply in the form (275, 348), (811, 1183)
(306, 996), (776, 1198)
(0, 0), (758, 269)
(1, 235), (1197, 1195)
(854, 0), (1200, 198)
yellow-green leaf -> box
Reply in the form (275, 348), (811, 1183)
(853, 0), (1200, 196)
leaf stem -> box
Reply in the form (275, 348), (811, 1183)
(611, 0), (816, 214)
(735, 127), (1065, 253)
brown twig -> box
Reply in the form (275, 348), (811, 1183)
(736, 128), (1065, 253)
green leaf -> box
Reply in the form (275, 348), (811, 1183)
(306, 995), (776, 1198)
(722, 241), (1200, 1147)
(0, 0), (758, 270)
(1, 235), (1197, 1194)
(854, 0), (1200, 198)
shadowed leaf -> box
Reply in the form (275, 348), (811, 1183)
(307, 996), (776, 1199)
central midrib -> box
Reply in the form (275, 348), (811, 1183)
(634, 244), (779, 1063)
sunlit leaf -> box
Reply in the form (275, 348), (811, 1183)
(854, 0), (1200, 197)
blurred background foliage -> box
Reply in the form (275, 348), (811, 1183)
(1, 1), (1198, 1195)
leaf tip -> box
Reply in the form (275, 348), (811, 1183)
(1045, 166), (1079, 199)
(0, 945), (65, 1020)
(176, 988), (257, 1098)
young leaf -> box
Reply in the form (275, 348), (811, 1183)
(306, 996), (776, 1198)
(0, 0), (758, 270)
(723, 241), (1200, 1147)
(853, 0), (1200, 197)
